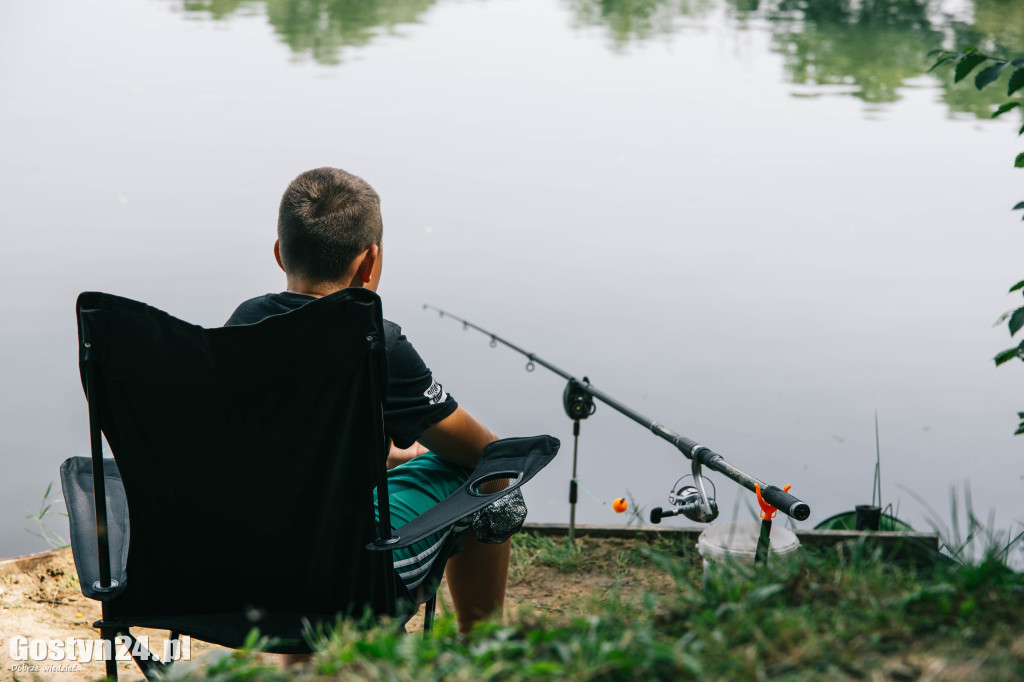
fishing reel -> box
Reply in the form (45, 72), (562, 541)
(563, 377), (596, 421)
(650, 460), (719, 524)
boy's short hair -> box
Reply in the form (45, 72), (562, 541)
(277, 167), (383, 282)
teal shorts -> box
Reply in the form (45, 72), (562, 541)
(375, 452), (471, 592)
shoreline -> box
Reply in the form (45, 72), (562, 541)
(0, 521), (940, 564)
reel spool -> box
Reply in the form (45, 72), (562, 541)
(650, 469), (719, 524)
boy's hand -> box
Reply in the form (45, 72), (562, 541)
(387, 440), (429, 469)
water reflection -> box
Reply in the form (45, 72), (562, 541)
(269, 0), (435, 63)
(955, 0), (1024, 58)
(566, 0), (712, 48)
(180, 0), (260, 20)
(747, 0), (1024, 118)
(576, 0), (1022, 118)
(180, 0), (437, 63)
(172, 0), (1022, 112)
(764, 0), (942, 104)
(940, 0), (1024, 118)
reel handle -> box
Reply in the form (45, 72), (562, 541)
(650, 507), (681, 524)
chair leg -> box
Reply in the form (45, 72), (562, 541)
(99, 626), (118, 681)
(93, 623), (170, 681)
(122, 632), (167, 681)
(423, 592), (437, 634)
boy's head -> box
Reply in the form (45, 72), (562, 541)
(276, 167), (383, 288)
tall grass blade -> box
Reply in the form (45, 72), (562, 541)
(872, 411), (882, 508)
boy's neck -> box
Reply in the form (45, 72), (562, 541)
(285, 277), (349, 299)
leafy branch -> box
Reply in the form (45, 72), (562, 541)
(930, 48), (1024, 434)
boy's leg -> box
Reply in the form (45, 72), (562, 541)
(380, 453), (515, 631)
(444, 531), (510, 633)
(382, 453), (471, 594)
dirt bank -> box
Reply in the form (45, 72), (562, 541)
(0, 535), (667, 681)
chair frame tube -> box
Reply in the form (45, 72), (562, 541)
(85, 358), (119, 679)
(367, 337), (397, 617)
(85, 360), (113, 591)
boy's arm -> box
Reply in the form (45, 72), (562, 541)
(386, 440), (428, 469)
(417, 406), (498, 470)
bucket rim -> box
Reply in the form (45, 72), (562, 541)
(697, 521), (801, 556)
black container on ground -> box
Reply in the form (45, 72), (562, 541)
(855, 505), (882, 531)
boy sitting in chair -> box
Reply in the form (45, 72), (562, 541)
(225, 167), (522, 637)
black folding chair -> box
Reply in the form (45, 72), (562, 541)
(60, 288), (559, 680)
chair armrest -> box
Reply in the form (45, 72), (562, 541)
(367, 435), (559, 551)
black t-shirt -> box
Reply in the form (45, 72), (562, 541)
(225, 292), (458, 449)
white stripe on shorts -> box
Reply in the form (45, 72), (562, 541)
(393, 521), (471, 590)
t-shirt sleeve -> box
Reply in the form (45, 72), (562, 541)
(384, 322), (459, 449)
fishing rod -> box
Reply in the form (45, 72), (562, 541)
(424, 305), (811, 533)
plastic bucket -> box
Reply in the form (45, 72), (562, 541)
(697, 522), (800, 574)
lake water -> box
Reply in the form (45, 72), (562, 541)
(2, 0), (1023, 563)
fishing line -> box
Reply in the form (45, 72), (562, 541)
(571, 477), (607, 506)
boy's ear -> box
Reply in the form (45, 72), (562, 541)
(273, 240), (286, 272)
(355, 244), (379, 284)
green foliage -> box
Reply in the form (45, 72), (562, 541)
(1009, 308), (1024, 336)
(167, 533), (1024, 680)
(992, 345), (1021, 367)
(974, 60), (1008, 89)
(1010, 68), (1024, 97)
(992, 101), (1020, 118)
(953, 51), (987, 83)
(933, 47), (1024, 434)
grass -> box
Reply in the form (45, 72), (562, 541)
(160, 530), (1024, 681)
(919, 484), (1024, 569)
(24, 481), (68, 550)
(509, 533), (588, 575)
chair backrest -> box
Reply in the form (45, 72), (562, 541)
(76, 288), (394, 648)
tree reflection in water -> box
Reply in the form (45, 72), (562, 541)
(174, 0), (1024, 120)
(762, 0), (942, 104)
(181, 0), (437, 64)
(567, 0), (712, 49)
